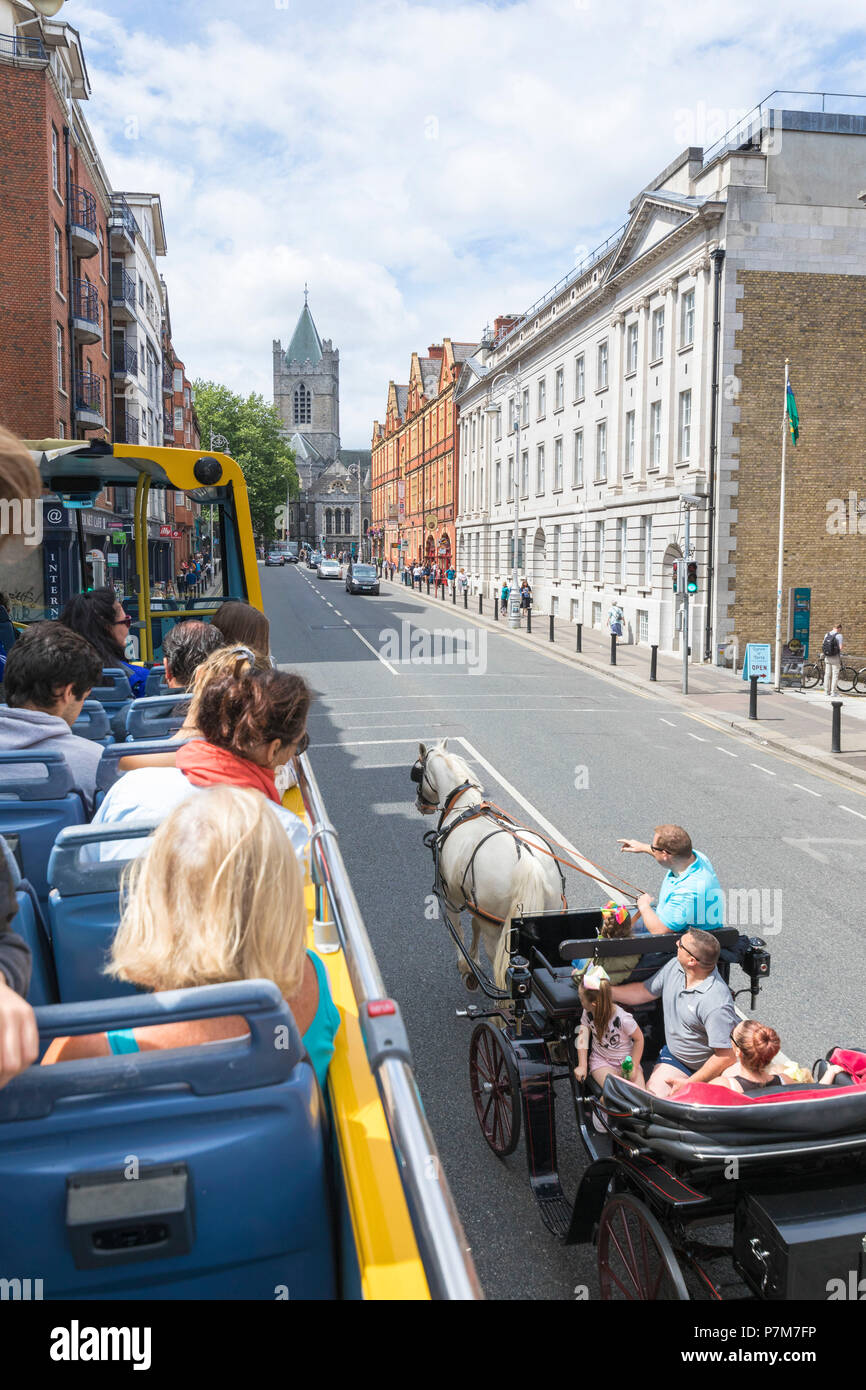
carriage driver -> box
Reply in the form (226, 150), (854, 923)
(611, 929), (738, 1098)
(617, 824), (723, 936)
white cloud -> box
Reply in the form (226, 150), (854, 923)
(74, 0), (866, 444)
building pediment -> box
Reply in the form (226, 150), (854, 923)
(602, 194), (708, 282)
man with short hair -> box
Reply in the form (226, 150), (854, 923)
(0, 622), (103, 809)
(618, 824), (724, 935)
(823, 622), (844, 698)
(612, 928), (738, 1097)
(161, 620), (225, 689)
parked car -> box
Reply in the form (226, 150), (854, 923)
(265, 549), (285, 567)
(317, 558), (341, 580)
(345, 562), (380, 596)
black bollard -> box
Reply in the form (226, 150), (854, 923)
(426, 577), (430, 595)
(463, 588), (468, 610)
(526, 607), (532, 634)
(748, 675), (759, 720)
(549, 613), (554, 643)
(650, 644), (658, 681)
(610, 632), (617, 666)
(832, 699), (842, 753)
(478, 594), (483, 615)
(452, 585), (456, 605)
(576, 623), (582, 653)
(494, 597), (499, 620)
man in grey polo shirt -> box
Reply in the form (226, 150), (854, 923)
(611, 928), (737, 1098)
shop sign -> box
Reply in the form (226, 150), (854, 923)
(106, 552), (119, 567)
(159, 524), (172, 537)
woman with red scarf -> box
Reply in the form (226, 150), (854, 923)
(89, 651), (310, 862)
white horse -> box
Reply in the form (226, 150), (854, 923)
(413, 740), (566, 990)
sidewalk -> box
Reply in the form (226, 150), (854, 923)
(385, 574), (866, 788)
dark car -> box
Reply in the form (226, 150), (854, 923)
(306, 551), (321, 570)
(346, 562), (380, 595)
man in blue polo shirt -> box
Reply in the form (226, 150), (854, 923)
(617, 824), (723, 935)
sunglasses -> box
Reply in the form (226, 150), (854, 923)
(116, 614), (132, 627)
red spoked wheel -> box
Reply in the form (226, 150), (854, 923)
(468, 1022), (521, 1157)
(597, 1194), (689, 1300)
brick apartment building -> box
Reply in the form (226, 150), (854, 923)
(371, 338), (476, 568)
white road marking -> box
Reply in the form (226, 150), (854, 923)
(750, 763), (775, 775)
(349, 627), (400, 676)
(839, 804), (866, 821)
(687, 733), (708, 742)
(370, 801), (419, 818)
(659, 718), (676, 727)
(716, 747), (737, 757)
(793, 783), (822, 797)
(783, 837), (866, 864)
(313, 738), (423, 747)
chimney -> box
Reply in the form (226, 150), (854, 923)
(427, 343), (444, 360)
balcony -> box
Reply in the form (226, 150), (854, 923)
(110, 263), (137, 321)
(163, 363), (174, 397)
(0, 32), (48, 64)
(74, 370), (104, 428)
(163, 411), (174, 443)
(70, 184), (99, 259)
(114, 409), (139, 446)
(109, 194), (138, 254)
(112, 340), (138, 383)
(72, 278), (101, 344)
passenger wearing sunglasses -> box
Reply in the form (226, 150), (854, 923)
(617, 824), (723, 936)
(60, 588), (149, 697)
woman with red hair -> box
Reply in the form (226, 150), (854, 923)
(710, 1020), (793, 1095)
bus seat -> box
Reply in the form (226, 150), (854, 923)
(0, 752), (87, 904)
(144, 666), (169, 696)
(95, 739), (185, 806)
(125, 694), (191, 742)
(70, 700), (113, 745)
(0, 982), (337, 1299)
(0, 835), (58, 1006)
(47, 819), (160, 1003)
(91, 670), (134, 742)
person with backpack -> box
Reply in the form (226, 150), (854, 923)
(823, 623), (844, 697)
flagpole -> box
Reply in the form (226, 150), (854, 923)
(773, 358), (790, 692)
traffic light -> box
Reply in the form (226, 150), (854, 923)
(686, 560), (698, 594)
(672, 560), (680, 593)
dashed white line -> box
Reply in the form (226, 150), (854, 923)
(839, 804), (866, 820)
(687, 733), (708, 743)
(659, 718), (676, 727)
(716, 747), (737, 757)
(750, 764), (775, 776)
(350, 627), (399, 676)
(793, 783), (822, 798)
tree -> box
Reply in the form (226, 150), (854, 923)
(192, 380), (298, 545)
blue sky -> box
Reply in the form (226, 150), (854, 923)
(71, 0), (866, 446)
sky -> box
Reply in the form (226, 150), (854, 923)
(71, 0), (866, 447)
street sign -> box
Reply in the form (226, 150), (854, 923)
(780, 639), (805, 687)
(790, 586), (811, 660)
(742, 642), (772, 682)
(106, 552), (119, 567)
(111, 531), (126, 545)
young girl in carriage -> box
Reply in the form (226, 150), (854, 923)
(574, 964), (646, 1095)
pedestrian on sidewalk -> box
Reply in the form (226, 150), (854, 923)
(616, 825), (724, 936)
(607, 601), (625, 643)
(822, 622), (844, 698)
(520, 579), (532, 612)
(458, 568), (469, 597)
(446, 565), (455, 585)
(500, 580), (510, 618)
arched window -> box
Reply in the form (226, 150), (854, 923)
(344, 508), (351, 533)
(293, 384), (311, 425)
(325, 508), (332, 534)
(334, 510), (341, 534)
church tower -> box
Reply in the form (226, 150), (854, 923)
(273, 291), (340, 490)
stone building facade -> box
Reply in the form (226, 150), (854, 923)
(455, 100), (866, 662)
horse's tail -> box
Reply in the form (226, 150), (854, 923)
(493, 851), (549, 989)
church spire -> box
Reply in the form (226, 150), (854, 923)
(286, 294), (323, 366)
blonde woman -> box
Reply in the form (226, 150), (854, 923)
(44, 787), (339, 1088)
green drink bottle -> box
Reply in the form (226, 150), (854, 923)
(622, 1055), (634, 1079)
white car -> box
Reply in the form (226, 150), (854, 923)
(317, 558), (341, 579)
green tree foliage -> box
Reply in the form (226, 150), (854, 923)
(192, 381), (298, 544)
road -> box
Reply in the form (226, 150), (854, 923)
(263, 562), (866, 1300)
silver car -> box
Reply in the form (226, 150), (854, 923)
(317, 558), (341, 579)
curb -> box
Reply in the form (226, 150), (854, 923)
(382, 577), (866, 792)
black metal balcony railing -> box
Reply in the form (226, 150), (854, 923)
(110, 264), (136, 307)
(112, 340), (138, 377)
(72, 278), (100, 329)
(109, 194), (139, 242)
(163, 412), (174, 440)
(74, 370), (102, 416)
(0, 33), (48, 62)
(115, 413), (139, 445)
(70, 184), (97, 235)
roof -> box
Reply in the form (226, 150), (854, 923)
(395, 386), (409, 419)
(420, 358), (440, 397)
(288, 432), (325, 462)
(286, 303), (323, 366)
(451, 342), (477, 362)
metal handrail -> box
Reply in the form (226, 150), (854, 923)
(295, 751), (483, 1300)
(70, 184), (97, 234)
(109, 194), (139, 241)
(74, 370), (102, 412)
(701, 89), (866, 167)
(72, 278), (99, 327)
(110, 263), (136, 306)
(112, 341), (138, 377)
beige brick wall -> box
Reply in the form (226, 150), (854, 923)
(731, 270), (866, 660)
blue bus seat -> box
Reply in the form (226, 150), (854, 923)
(95, 738), (187, 806)
(70, 700), (113, 745)
(47, 819), (160, 1003)
(125, 693), (191, 742)
(0, 752), (86, 904)
(0, 982), (337, 1299)
(90, 669), (134, 741)
(144, 666), (170, 696)
(0, 835), (58, 1006)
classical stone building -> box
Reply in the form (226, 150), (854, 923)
(456, 96), (866, 662)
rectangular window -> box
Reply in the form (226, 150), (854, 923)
(639, 515), (653, 585)
(54, 227), (62, 292)
(184, 386), (190, 406)
(681, 289), (695, 346)
(58, 420), (65, 439)
(508, 396), (516, 434)
(494, 406), (502, 441)
(626, 323), (638, 374)
(521, 450), (529, 496)
(651, 307), (665, 361)
(572, 429), (584, 487)
(554, 436), (563, 490)
(521, 388), (530, 427)
(174, 407), (183, 431)
(507, 455), (514, 502)
(574, 523), (583, 581)
(592, 600), (602, 628)
(56, 324), (63, 389)
(555, 366), (564, 410)
(650, 401), (662, 468)
(173, 368), (183, 392)
(553, 524), (561, 577)
(508, 533), (525, 569)
(52, 127), (59, 192)
(575, 354), (585, 400)
(140, 344), (146, 375)
(471, 415), (476, 451)
(495, 459), (501, 505)
(679, 389), (692, 461)
(597, 341), (608, 390)
(536, 444), (545, 494)
(537, 378), (546, 418)
(638, 609), (649, 643)
(624, 411), (635, 475)
(594, 520), (604, 581)
(617, 517), (627, 585)
(595, 421), (607, 483)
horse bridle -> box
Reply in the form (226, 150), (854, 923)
(411, 749), (480, 820)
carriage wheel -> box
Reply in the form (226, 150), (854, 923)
(468, 1023), (521, 1157)
(597, 1194), (689, 1301)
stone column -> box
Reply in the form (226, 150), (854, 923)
(659, 279), (678, 482)
(634, 297), (651, 484)
(688, 253), (713, 478)
(608, 313), (625, 491)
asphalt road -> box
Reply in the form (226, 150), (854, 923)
(263, 562), (866, 1300)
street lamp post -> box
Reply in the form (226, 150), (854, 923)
(484, 372), (522, 630)
(208, 428), (229, 578)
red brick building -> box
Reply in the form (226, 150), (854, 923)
(371, 338), (475, 568)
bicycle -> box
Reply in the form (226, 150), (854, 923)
(801, 654), (858, 692)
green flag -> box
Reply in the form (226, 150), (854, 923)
(786, 380), (799, 445)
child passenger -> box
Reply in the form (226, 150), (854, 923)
(574, 964), (645, 1091)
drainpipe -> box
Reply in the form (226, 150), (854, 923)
(63, 126), (76, 441)
(704, 248), (725, 663)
